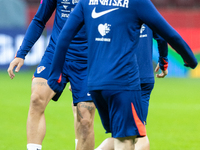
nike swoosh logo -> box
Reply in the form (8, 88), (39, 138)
(91, 7), (119, 19)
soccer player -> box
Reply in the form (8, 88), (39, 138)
(94, 24), (168, 150)
(7, 0), (95, 150)
(47, 0), (198, 149)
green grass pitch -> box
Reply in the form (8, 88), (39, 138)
(0, 70), (200, 150)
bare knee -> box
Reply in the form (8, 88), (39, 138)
(78, 118), (93, 138)
(76, 102), (95, 139)
(29, 92), (47, 113)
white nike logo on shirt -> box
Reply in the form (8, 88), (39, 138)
(91, 7), (119, 19)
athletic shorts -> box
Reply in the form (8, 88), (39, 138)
(140, 83), (154, 123)
(90, 90), (146, 138)
(33, 56), (92, 104)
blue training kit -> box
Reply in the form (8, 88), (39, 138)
(15, 0), (91, 102)
(48, 0), (197, 93)
(47, 0), (198, 138)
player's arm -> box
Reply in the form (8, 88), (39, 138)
(16, 0), (56, 59)
(47, 2), (84, 93)
(135, 0), (198, 69)
(7, 0), (56, 79)
(153, 32), (168, 78)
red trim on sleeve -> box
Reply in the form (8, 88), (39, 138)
(131, 102), (146, 136)
(162, 58), (168, 71)
(57, 73), (62, 83)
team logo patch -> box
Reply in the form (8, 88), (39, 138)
(95, 23), (111, 42)
(91, 7), (119, 19)
(98, 23), (111, 36)
(37, 66), (46, 74)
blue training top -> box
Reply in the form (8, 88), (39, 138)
(137, 24), (168, 84)
(16, 0), (88, 62)
(48, 0), (198, 93)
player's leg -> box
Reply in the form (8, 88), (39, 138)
(70, 84), (79, 146)
(27, 77), (55, 149)
(70, 84), (79, 145)
(75, 101), (95, 150)
(72, 101), (95, 150)
(72, 101), (79, 149)
(67, 61), (95, 150)
(135, 83), (154, 150)
(27, 58), (66, 150)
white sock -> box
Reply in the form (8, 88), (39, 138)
(75, 139), (78, 150)
(27, 143), (42, 150)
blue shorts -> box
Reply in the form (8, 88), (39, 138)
(140, 83), (154, 123)
(33, 56), (92, 104)
(90, 90), (146, 138)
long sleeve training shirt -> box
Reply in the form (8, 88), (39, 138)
(48, 0), (198, 93)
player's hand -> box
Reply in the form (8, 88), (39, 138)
(69, 84), (72, 92)
(7, 57), (24, 79)
(155, 63), (168, 78)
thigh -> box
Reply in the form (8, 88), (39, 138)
(76, 101), (96, 122)
(33, 57), (68, 101)
(102, 90), (146, 138)
(31, 78), (55, 104)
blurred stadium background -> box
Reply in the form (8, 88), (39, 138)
(0, 0), (200, 150)
(0, 0), (200, 76)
